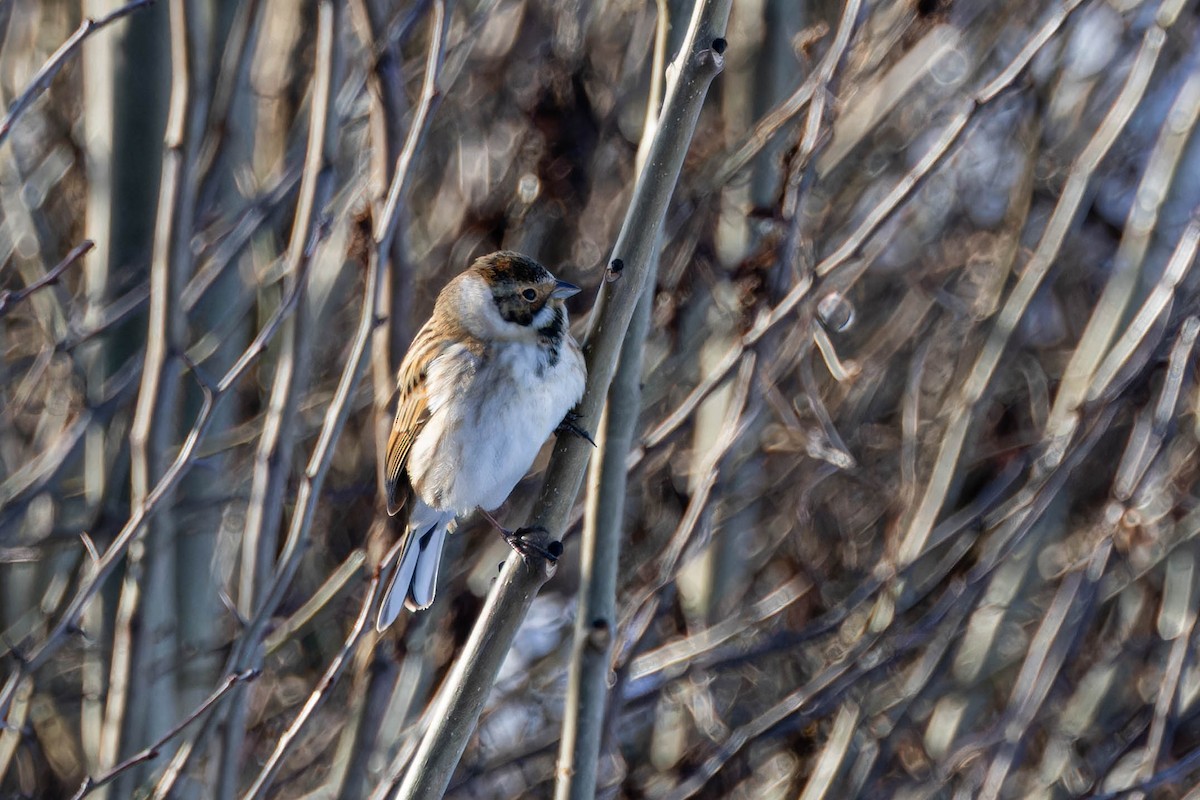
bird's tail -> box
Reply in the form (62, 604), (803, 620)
(376, 502), (456, 630)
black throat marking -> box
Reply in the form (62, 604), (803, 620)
(536, 306), (564, 372)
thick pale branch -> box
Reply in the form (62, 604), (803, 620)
(554, 3), (672, 795)
(391, 2), (731, 798)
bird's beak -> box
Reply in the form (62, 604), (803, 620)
(551, 279), (581, 299)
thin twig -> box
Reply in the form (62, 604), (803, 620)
(643, 0), (1093, 452)
(264, 550), (367, 654)
(895, 18), (1167, 566)
(1047, 53), (1200, 447)
(0, 0), (157, 147)
(703, 0), (862, 192)
(68, 670), (259, 800)
(240, 572), (381, 800)
(216, 2), (341, 793)
(102, 0), (204, 779)
(152, 3), (447, 796)
(664, 580), (972, 800)
(0, 241), (93, 318)
(976, 543), (1110, 800)
(0, 257), (311, 723)
(391, 3), (731, 798)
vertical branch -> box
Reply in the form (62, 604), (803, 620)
(554, 1), (671, 796)
(77, 0), (164, 523)
(339, 3), (429, 795)
(392, 3), (731, 798)
(101, 0), (206, 790)
(151, 3), (448, 795)
(214, 1), (341, 796)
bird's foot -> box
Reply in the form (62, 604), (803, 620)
(503, 525), (563, 564)
(555, 410), (596, 447)
(480, 509), (562, 563)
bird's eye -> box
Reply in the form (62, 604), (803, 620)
(522, 288), (537, 301)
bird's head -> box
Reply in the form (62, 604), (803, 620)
(448, 251), (580, 341)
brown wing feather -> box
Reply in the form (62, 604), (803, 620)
(385, 328), (440, 516)
(385, 275), (489, 516)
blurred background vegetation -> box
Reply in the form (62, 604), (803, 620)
(3, 0), (1200, 798)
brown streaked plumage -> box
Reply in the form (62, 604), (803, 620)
(377, 251), (586, 628)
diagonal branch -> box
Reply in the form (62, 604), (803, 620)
(389, 2), (732, 798)
(0, 258), (310, 724)
(150, 2), (448, 795)
(0, 241), (93, 318)
(0, 0), (157, 148)
(68, 670), (259, 800)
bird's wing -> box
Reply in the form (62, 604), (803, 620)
(385, 328), (440, 516)
(384, 323), (483, 515)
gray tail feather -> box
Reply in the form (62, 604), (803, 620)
(376, 520), (449, 630)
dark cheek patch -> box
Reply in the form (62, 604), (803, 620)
(496, 295), (535, 326)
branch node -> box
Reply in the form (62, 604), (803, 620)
(606, 258), (625, 283)
(587, 618), (612, 649)
(2, 635), (30, 666)
(180, 352), (217, 400)
(79, 531), (100, 563)
(217, 588), (248, 629)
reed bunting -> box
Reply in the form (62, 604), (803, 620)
(377, 251), (587, 629)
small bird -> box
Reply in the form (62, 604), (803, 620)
(377, 251), (587, 629)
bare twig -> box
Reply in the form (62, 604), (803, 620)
(1047, 54), (1200, 448)
(392, 3), (731, 798)
(68, 670), (259, 800)
(240, 572), (381, 800)
(704, 0), (863, 191)
(643, 0), (1092, 452)
(216, 2), (341, 793)
(976, 543), (1110, 800)
(152, 2), (446, 796)
(102, 0), (207, 781)
(0, 0), (157, 147)
(895, 18), (1167, 566)
(345, 2), (434, 794)
(264, 550), (367, 654)
(663, 580), (972, 800)
(0, 257), (310, 723)
(0, 241), (93, 318)
(1088, 215), (1200, 409)
(1134, 544), (1198, 796)
(0, 358), (142, 535)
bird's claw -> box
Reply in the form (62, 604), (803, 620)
(503, 525), (563, 564)
(556, 410), (596, 447)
